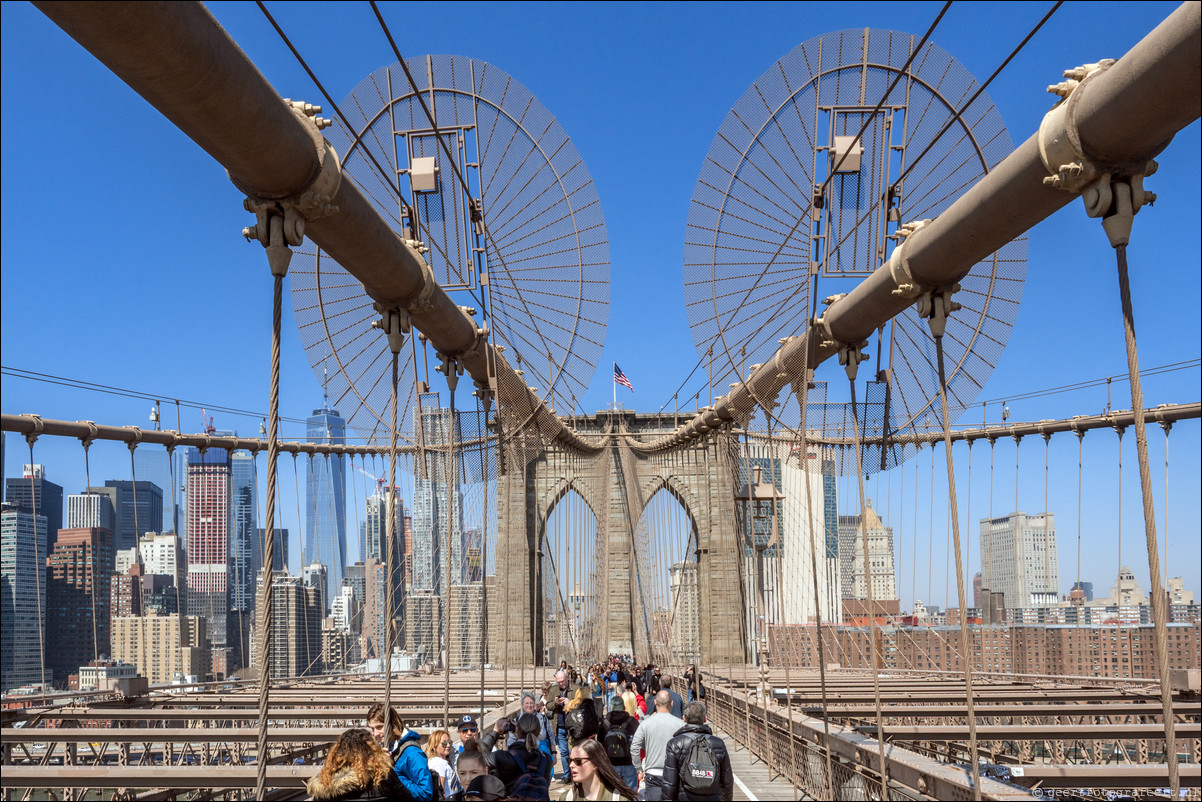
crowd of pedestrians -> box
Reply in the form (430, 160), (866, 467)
(304, 656), (729, 801)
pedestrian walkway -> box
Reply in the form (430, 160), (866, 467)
(712, 725), (806, 801)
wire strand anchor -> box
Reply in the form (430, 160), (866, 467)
(371, 304), (410, 355)
(916, 285), (962, 338)
(837, 341), (870, 382)
(436, 352), (465, 394)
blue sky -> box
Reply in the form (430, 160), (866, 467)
(2, 1), (1198, 607)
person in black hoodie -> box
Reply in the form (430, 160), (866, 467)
(306, 728), (406, 801)
(597, 696), (639, 791)
(662, 701), (733, 802)
(484, 713), (552, 800)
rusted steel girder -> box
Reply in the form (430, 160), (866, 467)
(1, 765), (313, 790)
(1010, 764), (1202, 790)
(33, 1), (599, 454)
(856, 722), (1202, 741)
(638, 1), (1201, 452)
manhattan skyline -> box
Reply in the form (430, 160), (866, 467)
(1, 1), (1198, 607)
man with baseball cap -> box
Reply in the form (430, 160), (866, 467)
(450, 715), (479, 770)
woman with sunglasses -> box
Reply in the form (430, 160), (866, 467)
(560, 738), (639, 801)
(425, 728), (463, 798)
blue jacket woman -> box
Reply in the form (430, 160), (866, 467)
(367, 703), (434, 801)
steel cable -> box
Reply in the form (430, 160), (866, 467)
(934, 333), (982, 800)
(252, 269), (284, 799)
(383, 351), (400, 730)
(846, 374), (889, 801)
(1113, 243), (1179, 796)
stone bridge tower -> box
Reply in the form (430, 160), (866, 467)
(493, 411), (748, 665)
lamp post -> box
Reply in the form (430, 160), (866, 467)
(736, 464), (785, 703)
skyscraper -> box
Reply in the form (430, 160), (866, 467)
(780, 442), (841, 625)
(979, 511), (1059, 609)
(250, 572), (322, 678)
(1, 502), (47, 691)
(256, 527), (289, 573)
(365, 487), (405, 623)
(229, 452), (257, 616)
(67, 491), (116, 531)
(837, 500), (899, 604)
(184, 448), (234, 677)
(46, 527), (114, 685)
(306, 397), (347, 605)
(138, 531), (185, 591)
(412, 400), (463, 596)
(5, 465), (63, 551)
(104, 480), (164, 551)
(134, 448), (177, 533)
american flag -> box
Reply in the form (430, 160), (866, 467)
(613, 362), (633, 391)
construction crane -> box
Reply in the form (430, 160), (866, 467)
(201, 408), (215, 434)
(355, 463), (387, 493)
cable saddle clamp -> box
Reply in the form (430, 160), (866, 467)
(1039, 61), (1158, 247)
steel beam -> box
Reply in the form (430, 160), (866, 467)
(1, 727), (347, 744)
(0, 765), (313, 789)
(858, 722), (1201, 741)
(1009, 763), (1202, 789)
(798, 702), (1200, 718)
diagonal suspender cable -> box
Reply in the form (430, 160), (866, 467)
(846, 374), (888, 801)
(933, 333), (982, 800)
(1112, 243), (1178, 796)
(252, 265), (285, 800)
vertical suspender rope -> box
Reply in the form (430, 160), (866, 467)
(928, 442), (935, 609)
(443, 367), (459, 726)
(794, 373), (834, 799)
(252, 264), (285, 800)
(767, 415), (799, 800)
(1161, 422), (1170, 588)
(26, 437), (48, 691)
(1013, 437), (1022, 612)
(383, 351), (400, 730)
(478, 389), (493, 726)
(933, 330), (982, 801)
(1116, 426), (1123, 575)
(167, 444), (186, 677)
(987, 439), (995, 624)
(846, 371), (889, 801)
(1112, 243), (1178, 796)
(1081, 432), (1091, 625)
(293, 455), (311, 671)
(82, 437), (100, 663)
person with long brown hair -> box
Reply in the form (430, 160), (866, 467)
(366, 703), (434, 800)
(559, 738), (638, 801)
(306, 728), (405, 801)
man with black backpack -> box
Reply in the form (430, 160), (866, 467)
(598, 695), (640, 790)
(661, 701), (733, 801)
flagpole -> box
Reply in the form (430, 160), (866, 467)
(613, 362), (616, 410)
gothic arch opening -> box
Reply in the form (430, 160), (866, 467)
(541, 487), (600, 663)
(633, 484), (701, 666)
